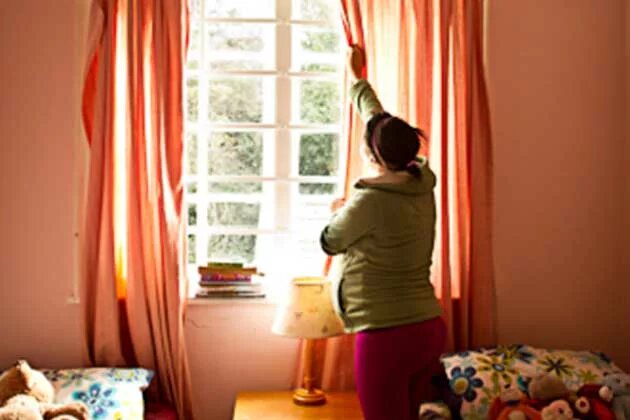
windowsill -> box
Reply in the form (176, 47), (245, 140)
(186, 297), (276, 306)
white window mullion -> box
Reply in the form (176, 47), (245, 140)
(196, 4), (209, 266)
(184, 0), (346, 289)
(275, 0), (292, 232)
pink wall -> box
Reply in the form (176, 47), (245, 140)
(185, 303), (297, 420)
(487, 0), (630, 369)
(626, 0), (630, 290)
(0, 0), (84, 368)
(1, 1), (629, 419)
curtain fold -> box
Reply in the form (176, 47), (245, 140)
(81, 0), (194, 418)
(297, 0), (496, 392)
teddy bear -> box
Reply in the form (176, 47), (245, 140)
(528, 374), (570, 403)
(541, 400), (574, 420)
(524, 373), (616, 419)
(0, 360), (90, 420)
(600, 373), (630, 420)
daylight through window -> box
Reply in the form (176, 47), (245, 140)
(184, 0), (346, 292)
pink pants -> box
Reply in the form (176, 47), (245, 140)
(354, 317), (447, 420)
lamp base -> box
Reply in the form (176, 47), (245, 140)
(292, 387), (326, 406)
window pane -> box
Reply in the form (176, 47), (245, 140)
(209, 78), (274, 123)
(292, 0), (336, 22)
(206, 0), (275, 18)
(297, 79), (340, 124)
(207, 24), (274, 71)
(186, 78), (199, 122)
(186, 132), (198, 175)
(208, 234), (257, 264)
(187, 234), (196, 264)
(188, 204), (197, 225)
(298, 133), (339, 176)
(208, 202), (261, 227)
(208, 182), (263, 193)
(300, 29), (340, 53)
(208, 132), (263, 176)
(293, 26), (341, 72)
(187, 22), (201, 71)
(299, 183), (336, 195)
(189, 21), (201, 53)
(187, 182), (198, 194)
(300, 63), (337, 73)
(190, 0), (202, 16)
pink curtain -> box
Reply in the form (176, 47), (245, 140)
(340, 0), (496, 354)
(297, 0), (496, 391)
(81, 0), (194, 418)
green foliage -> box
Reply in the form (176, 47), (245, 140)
(300, 80), (339, 124)
(187, 234), (196, 263)
(299, 183), (336, 194)
(301, 63), (336, 72)
(298, 0), (335, 21)
(208, 132), (263, 175)
(208, 182), (262, 193)
(210, 60), (262, 71)
(301, 31), (339, 53)
(208, 203), (261, 226)
(209, 79), (262, 122)
(186, 78), (199, 121)
(188, 204), (197, 225)
(299, 133), (338, 195)
(299, 133), (338, 176)
(208, 24), (264, 52)
(186, 133), (198, 174)
(208, 235), (257, 263)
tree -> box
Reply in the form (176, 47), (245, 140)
(185, 0), (342, 264)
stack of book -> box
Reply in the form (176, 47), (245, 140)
(195, 262), (265, 299)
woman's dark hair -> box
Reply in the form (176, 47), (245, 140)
(365, 112), (427, 178)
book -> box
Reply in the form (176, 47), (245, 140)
(195, 294), (266, 299)
(195, 290), (265, 299)
(199, 273), (252, 282)
(198, 286), (260, 293)
(199, 280), (259, 287)
(206, 262), (245, 268)
(197, 266), (258, 276)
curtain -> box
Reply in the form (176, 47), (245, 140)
(81, 0), (194, 418)
(295, 0), (496, 391)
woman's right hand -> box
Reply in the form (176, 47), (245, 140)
(347, 45), (365, 81)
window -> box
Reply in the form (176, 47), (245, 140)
(184, 0), (345, 294)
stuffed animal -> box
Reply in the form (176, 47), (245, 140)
(0, 360), (89, 420)
(529, 374), (570, 402)
(572, 383), (615, 420)
(419, 402), (451, 419)
(541, 400), (574, 420)
(601, 373), (630, 420)
(489, 384), (542, 420)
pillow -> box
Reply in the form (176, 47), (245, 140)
(42, 368), (154, 420)
(440, 345), (624, 420)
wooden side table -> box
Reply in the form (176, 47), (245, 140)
(233, 391), (363, 419)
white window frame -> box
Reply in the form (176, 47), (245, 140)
(184, 0), (347, 295)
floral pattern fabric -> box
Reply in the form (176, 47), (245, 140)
(440, 345), (624, 419)
(42, 368), (153, 420)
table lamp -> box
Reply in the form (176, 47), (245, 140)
(271, 277), (345, 405)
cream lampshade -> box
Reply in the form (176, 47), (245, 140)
(271, 277), (345, 405)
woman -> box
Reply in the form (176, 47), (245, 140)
(320, 46), (446, 420)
